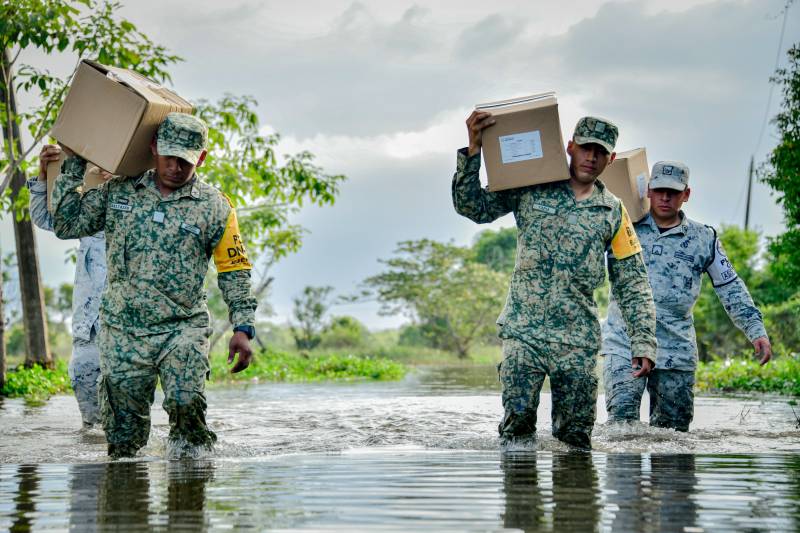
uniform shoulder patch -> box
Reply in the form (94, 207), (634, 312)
(706, 237), (738, 287)
(610, 204), (642, 259)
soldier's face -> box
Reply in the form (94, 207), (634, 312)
(567, 141), (615, 184)
(152, 149), (207, 191)
(154, 154), (196, 190)
(648, 187), (691, 219)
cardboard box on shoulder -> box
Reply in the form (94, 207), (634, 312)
(50, 59), (192, 178)
(475, 92), (570, 192)
(598, 147), (651, 222)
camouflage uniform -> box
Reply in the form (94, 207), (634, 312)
(51, 113), (257, 457)
(28, 177), (105, 427)
(452, 117), (656, 449)
(602, 211), (767, 430)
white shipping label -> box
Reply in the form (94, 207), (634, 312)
(636, 173), (648, 199)
(499, 131), (543, 164)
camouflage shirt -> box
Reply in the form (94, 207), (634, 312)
(602, 212), (767, 371)
(452, 149), (656, 359)
(28, 178), (106, 342)
(51, 156), (257, 335)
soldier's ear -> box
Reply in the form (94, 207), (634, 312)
(608, 152), (616, 164)
(150, 137), (158, 157)
(566, 140), (575, 157)
(683, 187), (691, 202)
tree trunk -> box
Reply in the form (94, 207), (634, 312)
(1, 48), (51, 368)
(0, 243), (5, 390)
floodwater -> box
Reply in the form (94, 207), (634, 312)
(1, 365), (799, 531)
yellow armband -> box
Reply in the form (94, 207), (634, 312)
(610, 205), (642, 259)
(213, 206), (252, 272)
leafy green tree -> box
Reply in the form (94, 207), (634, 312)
(760, 42), (800, 287)
(365, 239), (508, 358)
(1, 0), (180, 370)
(472, 227), (517, 273)
(320, 316), (368, 349)
(290, 286), (334, 350)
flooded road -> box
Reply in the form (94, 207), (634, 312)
(1, 365), (799, 531)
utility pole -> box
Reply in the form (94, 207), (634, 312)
(745, 156), (754, 231)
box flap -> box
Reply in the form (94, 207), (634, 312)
(476, 92), (557, 113)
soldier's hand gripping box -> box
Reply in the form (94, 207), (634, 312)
(50, 59), (192, 178)
(598, 147), (651, 222)
(475, 92), (570, 191)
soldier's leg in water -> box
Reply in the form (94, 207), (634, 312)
(498, 338), (547, 444)
(648, 369), (695, 432)
(70, 331), (102, 428)
(97, 325), (158, 457)
(602, 353), (647, 423)
(550, 344), (598, 450)
(158, 327), (216, 456)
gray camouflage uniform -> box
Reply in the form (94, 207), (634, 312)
(28, 178), (105, 427)
(602, 211), (767, 430)
(452, 129), (656, 449)
(51, 113), (257, 458)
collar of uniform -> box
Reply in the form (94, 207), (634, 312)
(565, 179), (616, 209)
(136, 172), (202, 201)
(642, 210), (688, 236)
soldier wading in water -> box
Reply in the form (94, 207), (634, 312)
(51, 113), (257, 459)
(453, 111), (657, 450)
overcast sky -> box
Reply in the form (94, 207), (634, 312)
(3, 0), (798, 329)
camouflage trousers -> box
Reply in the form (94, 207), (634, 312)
(70, 333), (101, 427)
(602, 354), (695, 431)
(97, 325), (217, 458)
(498, 338), (598, 449)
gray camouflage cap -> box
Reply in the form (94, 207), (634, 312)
(573, 116), (618, 154)
(650, 160), (689, 191)
(156, 112), (208, 165)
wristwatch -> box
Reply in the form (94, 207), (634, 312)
(233, 325), (255, 340)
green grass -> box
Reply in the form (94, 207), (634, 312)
(697, 355), (800, 396)
(1, 358), (72, 405)
(211, 348), (406, 383)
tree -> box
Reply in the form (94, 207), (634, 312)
(760, 42), (800, 287)
(43, 282), (73, 328)
(472, 227), (517, 274)
(290, 286), (334, 350)
(320, 315), (368, 349)
(195, 94), (345, 350)
(1, 0), (181, 368)
(365, 239), (508, 358)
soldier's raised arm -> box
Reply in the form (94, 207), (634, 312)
(51, 151), (109, 239)
(607, 204), (657, 376)
(452, 111), (519, 223)
(704, 228), (771, 364)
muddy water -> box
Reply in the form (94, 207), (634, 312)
(1, 365), (799, 531)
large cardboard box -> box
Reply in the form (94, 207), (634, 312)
(50, 59), (192, 177)
(475, 92), (570, 191)
(599, 147), (651, 222)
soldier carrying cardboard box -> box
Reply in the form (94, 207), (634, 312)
(452, 110), (657, 450)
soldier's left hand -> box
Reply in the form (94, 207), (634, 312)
(228, 331), (253, 373)
(752, 336), (772, 366)
(632, 356), (653, 378)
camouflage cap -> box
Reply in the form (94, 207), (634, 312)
(649, 160), (689, 191)
(156, 112), (208, 165)
(573, 116), (618, 154)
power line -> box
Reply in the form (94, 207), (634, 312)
(752, 1), (792, 156)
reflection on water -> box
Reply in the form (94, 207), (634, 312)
(2, 452), (800, 531)
(1, 366), (800, 531)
